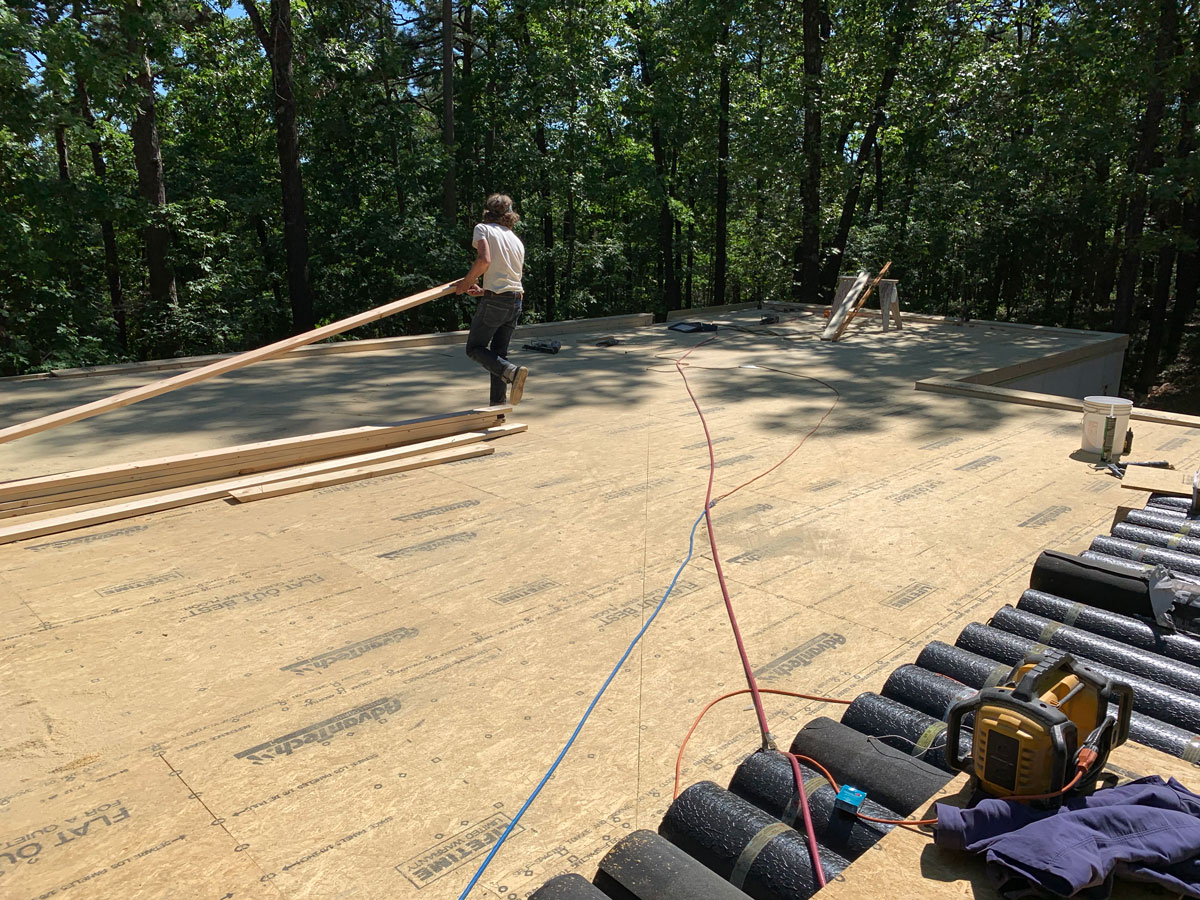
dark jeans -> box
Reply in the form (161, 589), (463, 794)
(465, 292), (523, 405)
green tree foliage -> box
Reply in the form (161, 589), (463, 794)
(0, 0), (1196, 399)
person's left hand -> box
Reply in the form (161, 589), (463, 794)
(454, 278), (475, 295)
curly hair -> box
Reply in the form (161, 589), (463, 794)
(482, 193), (520, 228)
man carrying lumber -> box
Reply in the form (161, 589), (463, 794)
(455, 194), (529, 406)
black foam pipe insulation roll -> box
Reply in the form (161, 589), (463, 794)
(1089, 536), (1200, 576)
(1124, 507), (1196, 534)
(881, 664), (980, 723)
(1148, 495), (1198, 513)
(728, 750), (895, 862)
(916, 641), (1012, 688)
(658, 782), (848, 900)
(915, 639), (1200, 760)
(787, 717), (951, 816)
(1030, 550), (1156, 618)
(1079, 550), (1154, 574)
(956, 623), (1200, 732)
(840, 693), (969, 773)
(989, 604), (1200, 696)
(1016, 590), (1200, 666)
(594, 829), (753, 900)
(529, 874), (610, 900)
(1114, 522), (1200, 555)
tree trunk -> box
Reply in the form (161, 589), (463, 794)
(255, 217), (286, 316)
(441, 0), (456, 225)
(55, 124), (70, 181)
(1136, 202), (1178, 391)
(686, 202), (695, 308)
(1093, 196), (1126, 323)
(73, 40), (126, 349)
(246, 0), (316, 333)
(873, 140), (884, 216)
(534, 123), (556, 322)
(714, 20), (730, 307)
(1168, 200), (1200, 359)
(820, 0), (915, 296)
(1164, 56), (1200, 360)
(634, 22), (677, 309)
(129, 50), (179, 333)
(459, 1), (473, 215)
(794, 0), (823, 300)
(1113, 0), (1178, 333)
(378, 0), (405, 215)
(562, 189), (576, 315)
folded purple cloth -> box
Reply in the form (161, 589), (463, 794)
(935, 776), (1200, 898)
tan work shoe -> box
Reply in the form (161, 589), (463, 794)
(509, 367), (529, 405)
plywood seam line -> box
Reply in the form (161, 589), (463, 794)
(156, 754), (286, 897)
(0, 281), (456, 445)
(635, 396), (653, 833)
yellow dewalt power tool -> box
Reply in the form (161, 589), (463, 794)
(945, 648), (1133, 803)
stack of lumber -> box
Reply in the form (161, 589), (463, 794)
(0, 281), (535, 546)
(0, 407), (524, 546)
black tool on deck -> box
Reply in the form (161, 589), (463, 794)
(945, 648), (1132, 804)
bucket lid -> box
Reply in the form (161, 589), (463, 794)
(1083, 395), (1132, 412)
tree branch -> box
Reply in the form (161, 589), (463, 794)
(243, 0), (272, 56)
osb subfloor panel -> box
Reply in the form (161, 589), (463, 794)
(1, 311), (1196, 900)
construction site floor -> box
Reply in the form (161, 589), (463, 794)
(1, 309), (1196, 900)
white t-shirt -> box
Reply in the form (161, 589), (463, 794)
(472, 222), (525, 294)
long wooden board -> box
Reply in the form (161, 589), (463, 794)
(0, 418), (524, 521)
(821, 272), (870, 341)
(227, 445), (497, 502)
(1121, 464), (1196, 496)
(0, 424), (524, 545)
(0, 405), (508, 504)
(0, 281), (456, 445)
(828, 261), (893, 341)
(0, 412), (508, 515)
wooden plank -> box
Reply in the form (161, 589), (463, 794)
(0, 412), (506, 513)
(914, 377), (1085, 411)
(1121, 465), (1198, 496)
(0, 424), (524, 545)
(0, 405), (509, 503)
(821, 272), (869, 340)
(227, 445), (496, 502)
(216, 422), (524, 501)
(918, 375), (1200, 430)
(830, 260), (893, 341)
(0, 281), (457, 445)
(0, 418), (523, 520)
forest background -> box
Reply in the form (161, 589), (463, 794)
(1, 0), (1197, 407)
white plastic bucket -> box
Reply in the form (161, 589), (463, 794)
(1080, 395), (1133, 456)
